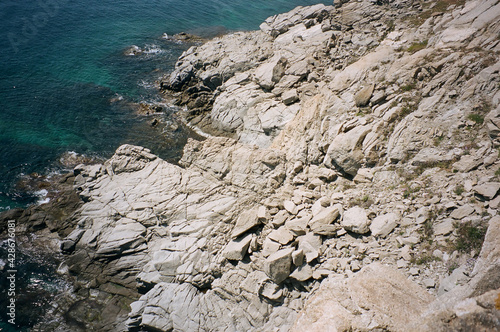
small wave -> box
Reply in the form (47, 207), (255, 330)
(34, 189), (50, 205)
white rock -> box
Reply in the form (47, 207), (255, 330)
(341, 206), (370, 234)
(222, 234), (252, 261)
(369, 213), (398, 238)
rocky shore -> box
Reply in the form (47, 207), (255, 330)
(2, 0), (500, 330)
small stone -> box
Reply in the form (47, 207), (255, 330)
(232, 208), (261, 238)
(290, 264), (313, 281)
(370, 213), (398, 238)
(355, 84), (375, 107)
(403, 236), (420, 245)
(292, 249), (305, 266)
(271, 210), (288, 227)
(282, 89), (299, 105)
(262, 238), (281, 257)
(268, 227), (295, 245)
(423, 278), (435, 288)
(284, 200), (298, 215)
(409, 267), (420, 276)
(450, 205), (475, 219)
(312, 269), (330, 280)
(222, 234), (253, 261)
(350, 260), (361, 272)
(397, 259), (408, 268)
(257, 206), (269, 221)
(433, 219), (454, 236)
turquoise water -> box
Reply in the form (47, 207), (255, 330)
(0, 0), (328, 212)
(2, 1), (329, 329)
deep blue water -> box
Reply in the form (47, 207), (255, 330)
(0, 0), (328, 212)
(1, 0), (327, 330)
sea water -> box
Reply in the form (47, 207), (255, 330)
(0, 0), (326, 329)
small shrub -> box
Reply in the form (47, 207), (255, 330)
(453, 221), (488, 255)
(414, 254), (442, 265)
(467, 113), (484, 125)
(408, 40), (428, 54)
(454, 184), (465, 196)
(401, 82), (416, 92)
(495, 168), (500, 177)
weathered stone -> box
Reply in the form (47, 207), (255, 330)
(433, 219), (455, 236)
(262, 237), (281, 258)
(282, 89), (299, 105)
(354, 84), (375, 107)
(264, 248), (294, 283)
(284, 200), (298, 215)
(453, 155), (483, 172)
(450, 204), (475, 219)
(290, 264), (313, 281)
(369, 212), (398, 238)
(222, 234), (252, 261)
(308, 204), (340, 227)
(324, 125), (372, 176)
(254, 56), (288, 90)
(341, 206), (370, 234)
(268, 227), (295, 245)
(292, 263), (433, 331)
(473, 182), (500, 200)
(292, 249), (305, 266)
(232, 207), (261, 238)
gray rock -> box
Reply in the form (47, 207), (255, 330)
(268, 227), (295, 245)
(290, 264), (313, 281)
(254, 56), (288, 90)
(450, 204), (475, 219)
(324, 125), (372, 176)
(309, 204), (341, 227)
(222, 234), (252, 261)
(473, 182), (500, 200)
(264, 248), (294, 283)
(282, 89), (299, 105)
(354, 84), (375, 107)
(433, 219), (455, 236)
(453, 155), (483, 172)
(292, 249), (305, 266)
(369, 213), (398, 238)
(232, 207), (261, 238)
(262, 237), (281, 257)
(341, 206), (370, 234)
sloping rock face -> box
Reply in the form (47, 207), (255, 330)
(21, 0), (500, 331)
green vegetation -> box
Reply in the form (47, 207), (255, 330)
(467, 113), (484, 125)
(407, 40), (428, 54)
(401, 82), (416, 92)
(454, 184), (465, 196)
(452, 221), (487, 255)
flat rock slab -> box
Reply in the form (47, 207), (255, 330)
(291, 263), (433, 331)
(473, 182), (500, 200)
(369, 212), (398, 238)
(232, 207), (261, 238)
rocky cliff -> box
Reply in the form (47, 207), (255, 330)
(3, 0), (500, 331)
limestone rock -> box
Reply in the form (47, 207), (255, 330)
(369, 212), (398, 238)
(473, 182), (500, 200)
(324, 125), (371, 176)
(450, 204), (475, 219)
(268, 227), (295, 245)
(223, 234), (252, 261)
(341, 206), (370, 234)
(254, 56), (288, 90)
(282, 89), (299, 105)
(291, 263), (433, 331)
(232, 207), (261, 238)
(264, 248), (294, 283)
(354, 84), (374, 107)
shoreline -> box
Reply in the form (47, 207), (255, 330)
(2, 1), (500, 331)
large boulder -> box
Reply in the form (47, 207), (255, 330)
(291, 263), (434, 331)
(324, 125), (371, 176)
